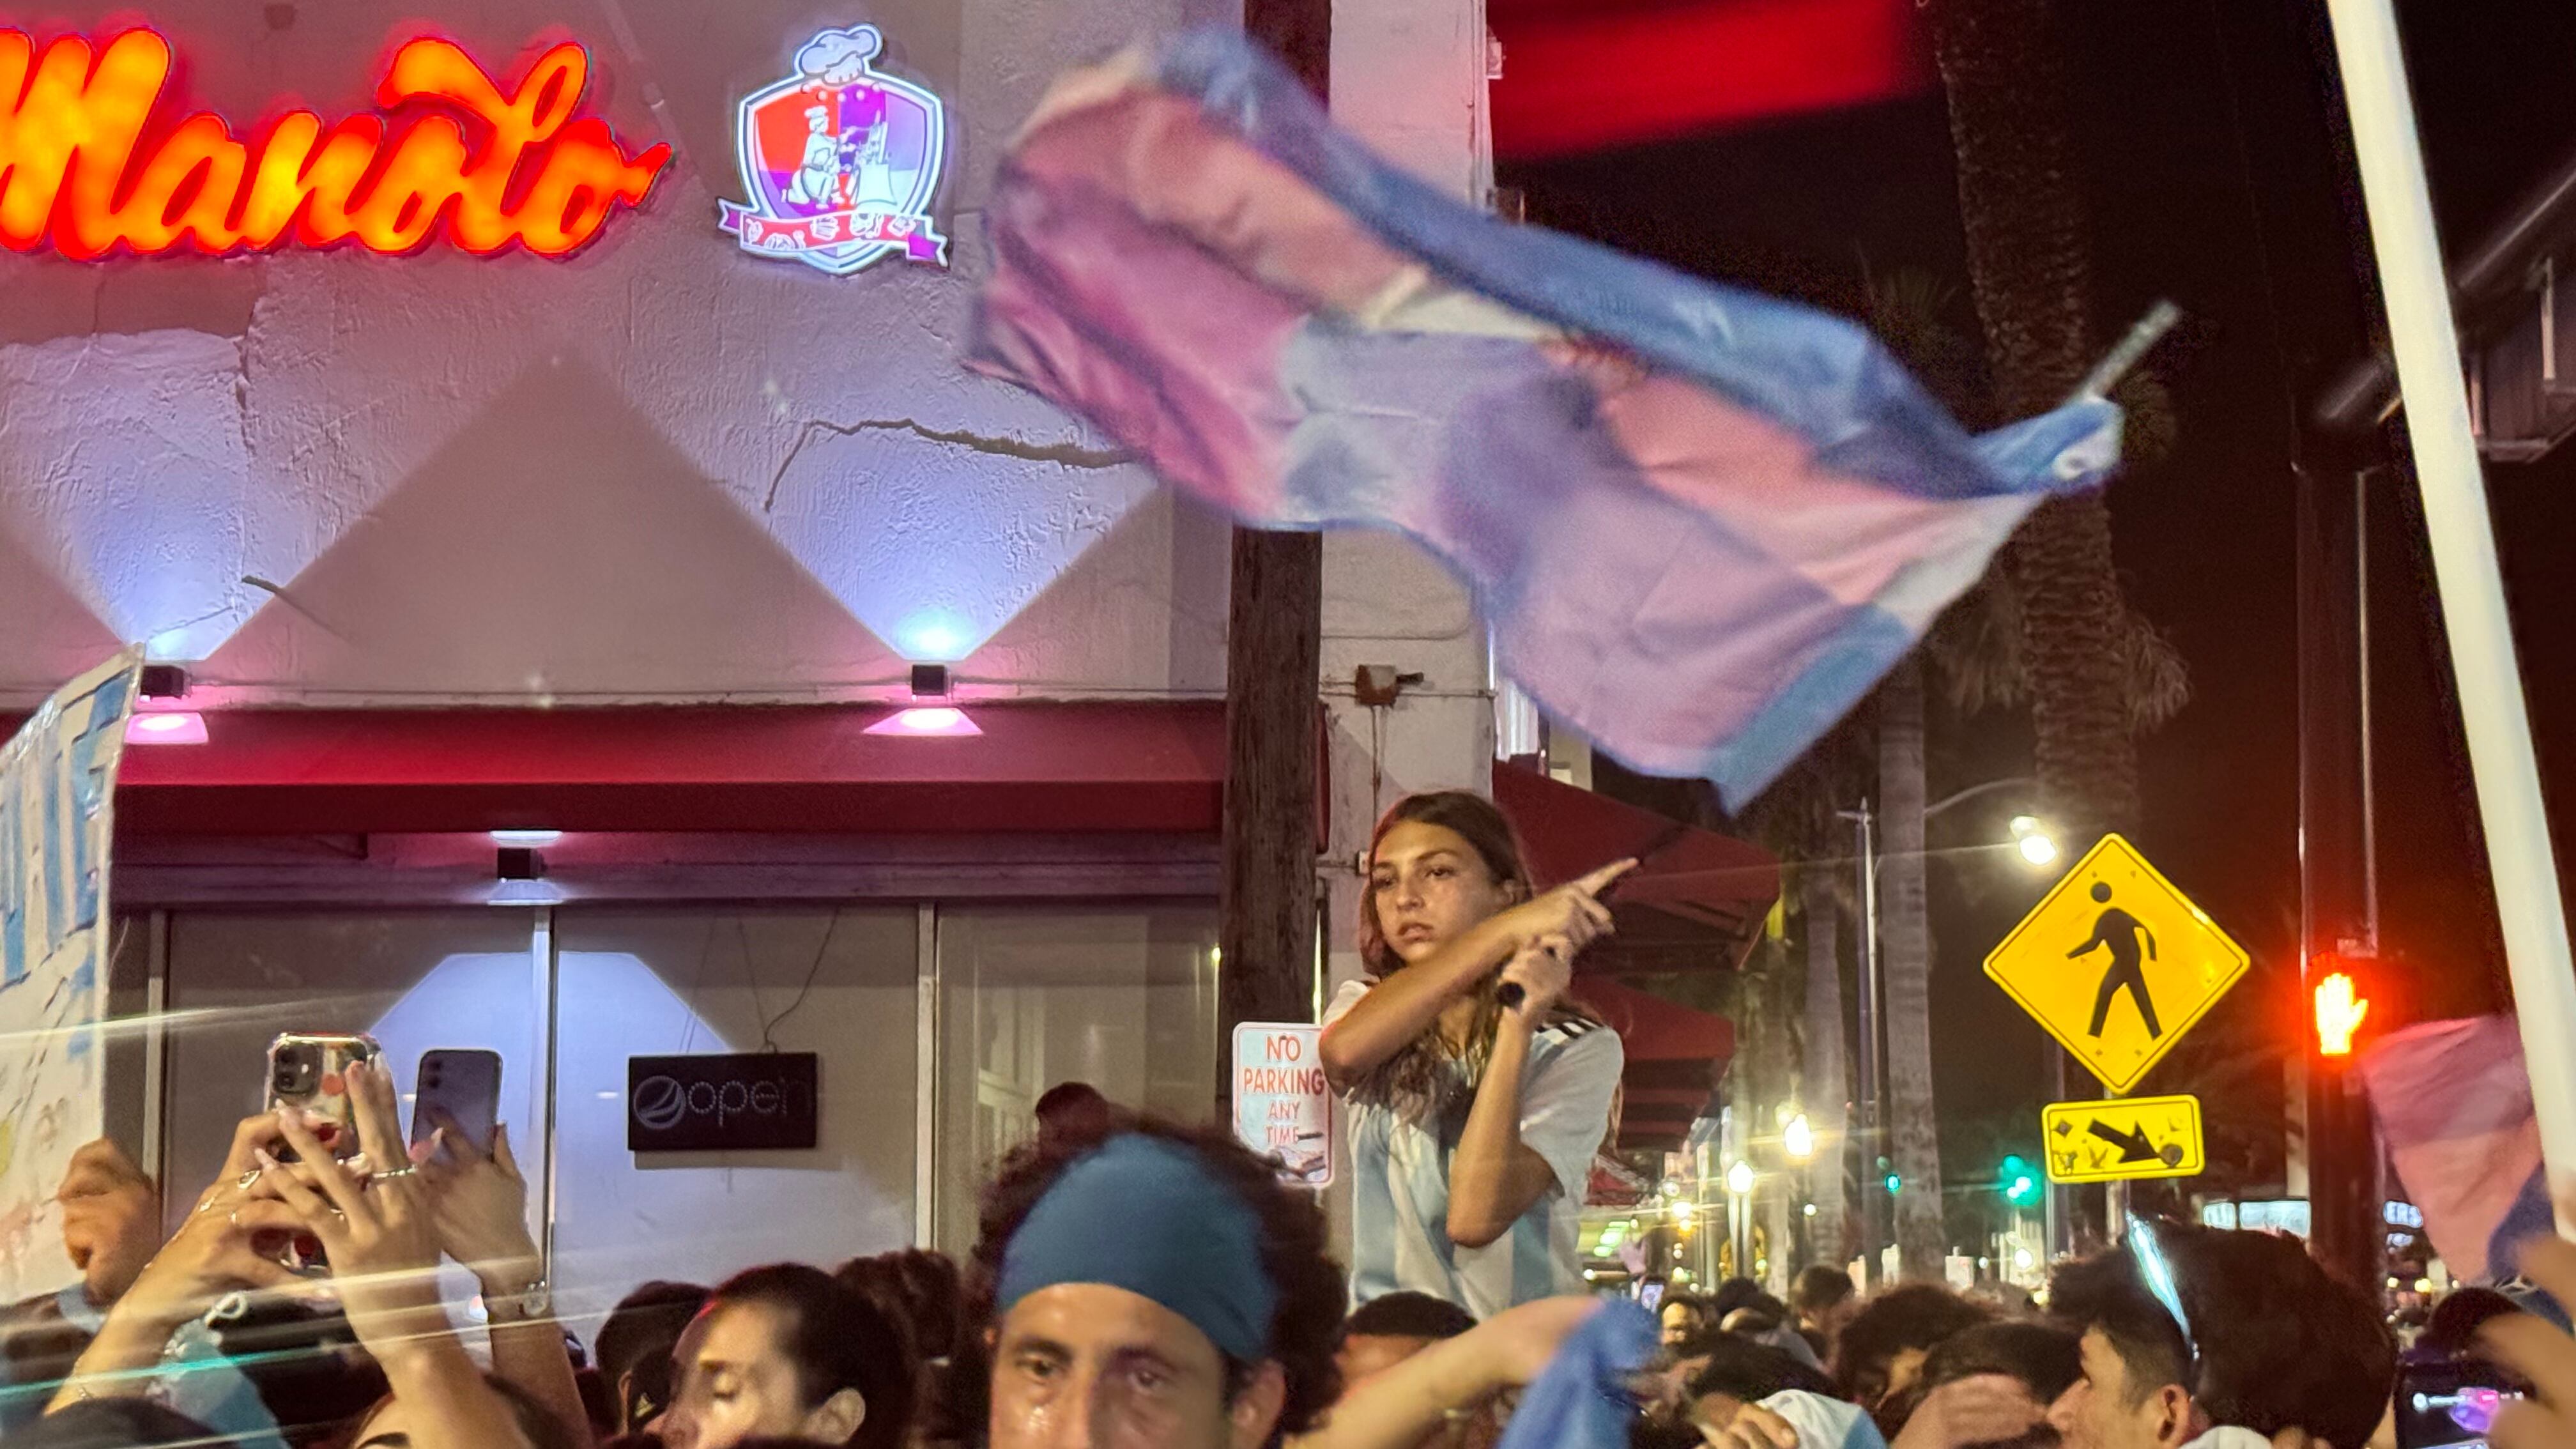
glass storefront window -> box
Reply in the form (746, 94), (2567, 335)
(147, 896), (1217, 1343)
(931, 905), (1218, 1253)
(160, 910), (548, 1310)
(551, 907), (917, 1333)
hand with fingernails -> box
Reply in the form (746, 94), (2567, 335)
(1492, 859), (1632, 1008)
(253, 1058), (450, 1363)
(57, 1137), (163, 1308)
(42, 1115), (312, 1414)
(416, 1110), (542, 1304)
(2476, 1229), (2576, 1449)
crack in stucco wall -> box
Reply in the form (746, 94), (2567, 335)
(760, 416), (1136, 512)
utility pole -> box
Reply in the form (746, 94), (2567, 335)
(2326, 0), (2576, 1234)
(1218, 0), (1328, 1102)
(2295, 462), (2383, 1287)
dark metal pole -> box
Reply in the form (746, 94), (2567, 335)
(2296, 461), (2383, 1289)
(1851, 802), (1885, 1286)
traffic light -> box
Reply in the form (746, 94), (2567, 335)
(1883, 1172), (1901, 1197)
(2000, 1154), (2039, 1206)
(2314, 971), (2370, 1057)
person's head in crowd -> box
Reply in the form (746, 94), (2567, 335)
(966, 1116), (1346, 1449)
(1922, 1321), (2084, 1406)
(598, 1280), (714, 1435)
(1874, 1321), (2084, 1447)
(660, 1264), (915, 1449)
(2045, 1222), (2395, 1449)
(1661, 1292), (1712, 1349)
(1335, 1291), (1476, 1392)
(1352, 790), (1615, 1112)
(351, 1372), (584, 1449)
(1834, 1284), (1995, 1409)
(1683, 1337), (1835, 1438)
(2416, 1285), (2521, 1359)
(1707, 1278), (1768, 1324)
(1791, 1266), (1858, 1343)
(1035, 1082), (1116, 1144)
(836, 1250), (965, 1367)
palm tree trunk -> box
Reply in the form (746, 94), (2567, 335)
(1928, 0), (2138, 834)
(1799, 868), (1851, 1269)
(1878, 658), (1947, 1280)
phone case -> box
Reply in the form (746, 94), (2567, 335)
(411, 1048), (503, 1158)
(264, 1032), (380, 1160)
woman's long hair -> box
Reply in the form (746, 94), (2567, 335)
(1351, 791), (1600, 1121)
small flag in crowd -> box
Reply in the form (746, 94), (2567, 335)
(2361, 1016), (2555, 1284)
(972, 29), (2123, 809)
(1492, 1300), (1655, 1449)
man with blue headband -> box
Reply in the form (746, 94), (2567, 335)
(969, 1123), (1349, 1449)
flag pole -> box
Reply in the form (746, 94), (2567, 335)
(2323, 0), (2576, 1236)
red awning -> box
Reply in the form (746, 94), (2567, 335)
(1490, 759), (1779, 974)
(1490, 0), (1933, 160)
(1571, 975), (1734, 1152)
(49, 702), (1228, 836)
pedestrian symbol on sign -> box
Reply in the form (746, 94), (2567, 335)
(2066, 882), (2161, 1038)
(1984, 834), (2248, 1094)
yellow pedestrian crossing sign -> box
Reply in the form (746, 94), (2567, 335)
(1984, 834), (2248, 1094)
(2043, 1094), (2205, 1184)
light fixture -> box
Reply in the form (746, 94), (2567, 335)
(1726, 1160), (1756, 1196)
(864, 705), (981, 738)
(2014, 1248), (2035, 1271)
(2010, 815), (2059, 868)
(489, 829), (563, 847)
(1670, 1198), (1696, 1223)
(1659, 1179), (1682, 1199)
(138, 664), (190, 698)
(1783, 1112), (1814, 1162)
(495, 847), (546, 882)
(1803, 1203), (1818, 1218)
(125, 711), (207, 745)
(910, 663), (951, 698)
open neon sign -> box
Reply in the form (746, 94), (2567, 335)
(0, 28), (672, 259)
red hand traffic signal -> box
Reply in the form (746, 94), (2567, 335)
(2313, 971), (2370, 1057)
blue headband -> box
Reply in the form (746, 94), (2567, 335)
(995, 1134), (1278, 1362)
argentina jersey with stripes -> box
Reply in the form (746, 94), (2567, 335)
(1324, 978), (1624, 1317)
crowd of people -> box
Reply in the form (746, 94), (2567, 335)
(5, 790), (2575, 1449)
(10, 1077), (2576, 1449)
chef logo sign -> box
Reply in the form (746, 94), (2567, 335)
(719, 25), (949, 275)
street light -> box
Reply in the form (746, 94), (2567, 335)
(1726, 1159), (1756, 1197)
(2011, 815), (2059, 868)
(1783, 1113), (1814, 1163)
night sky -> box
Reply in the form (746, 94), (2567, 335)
(1502, 0), (2576, 1185)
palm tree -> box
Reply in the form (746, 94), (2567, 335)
(1798, 866), (1853, 1266)
(1924, 0), (2140, 838)
(1877, 656), (1948, 1279)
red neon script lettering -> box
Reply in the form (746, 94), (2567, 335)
(0, 29), (673, 259)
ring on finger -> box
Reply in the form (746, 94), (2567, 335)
(371, 1165), (418, 1181)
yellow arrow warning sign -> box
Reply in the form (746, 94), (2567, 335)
(2041, 1094), (2205, 1184)
(1984, 834), (2250, 1094)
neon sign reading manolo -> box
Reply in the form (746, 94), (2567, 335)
(0, 28), (672, 259)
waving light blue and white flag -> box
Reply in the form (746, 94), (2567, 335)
(973, 29), (2124, 808)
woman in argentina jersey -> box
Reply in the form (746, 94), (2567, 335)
(1319, 792), (1634, 1316)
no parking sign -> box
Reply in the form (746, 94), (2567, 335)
(1232, 1023), (1331, 1186)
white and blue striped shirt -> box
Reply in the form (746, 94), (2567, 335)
(1325, 978), (1624, 1317)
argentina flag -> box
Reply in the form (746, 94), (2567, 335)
(972, 28), (2124, 808)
